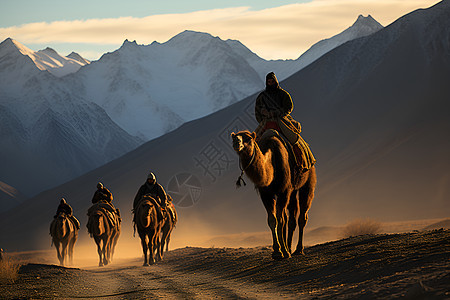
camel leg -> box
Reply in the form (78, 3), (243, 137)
(160, 227), (173, 260)
(149, 232), (157, 265)
(95, 237), (104, 267)
(111, 229), (120, 262)
(260, 192), (283, 259)
(141, 235), (149, 266)
(55, 241), (64, 266)
(287, 191), (300, 254)
(61, 241), (69, 266)
(156, 234), (162, 262)
(69, 234), (77, 265)
(165, 232), (172, 252)
(276, 195), (291, 259)
(104, 236), (112, 265)
(293, 180), (315, 256)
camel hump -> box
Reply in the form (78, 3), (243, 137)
(260, 129), (279, 140)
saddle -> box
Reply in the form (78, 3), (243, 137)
(88, 201), (119, 229)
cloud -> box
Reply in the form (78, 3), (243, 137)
(0, 0), (440, 59)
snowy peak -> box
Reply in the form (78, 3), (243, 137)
(0, 37), (35, 58)
(67, 52), (90, 64)
(165, 30), (222, 49)
(35, 46), (90, 77)
(0, 38), (90, 77)
(39, 47), (59, 56)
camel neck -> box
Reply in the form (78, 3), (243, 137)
(243, 142), (274, 187)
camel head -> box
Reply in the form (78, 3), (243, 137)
(231, 131), (257, 153)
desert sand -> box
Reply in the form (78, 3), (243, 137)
(1, 228), (449, 299)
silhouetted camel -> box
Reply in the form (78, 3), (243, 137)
(87, 203), (121, 266)
(50, 212), (78, 266)
(156, 196), (178, 262)
(134, 195), (160, 266)
(232, 130), (316, 259)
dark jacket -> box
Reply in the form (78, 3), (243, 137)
(56, 202), (73, 216)
(133, 181), (167, 209)
(255, 74), (302, 136)
(92, 187), (113, 204)
(255, 87), (294, 123)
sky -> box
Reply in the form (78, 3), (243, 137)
(0, 0), (441, 60)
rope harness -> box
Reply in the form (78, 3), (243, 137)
(236, 143), (258, 188)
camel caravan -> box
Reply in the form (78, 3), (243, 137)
(50, 176), (177, 267)
(48, 71), (314, 264)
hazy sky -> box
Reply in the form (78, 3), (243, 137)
(0, 0), (441, 60)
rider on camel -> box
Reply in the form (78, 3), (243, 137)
(54, 198), (80, 230)
(91, 182), (121, 222)
(254, 72), (316, 171)
(133, 172), (168, 220)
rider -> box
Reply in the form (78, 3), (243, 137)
(91, 182), (121, 222)
(133, 172), (168, 220)
(54, 198), (80, 230)
(254, 72), (315, 171)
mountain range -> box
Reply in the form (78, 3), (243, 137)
(0, 1), (448, 251)
(0, 14), (382, 201)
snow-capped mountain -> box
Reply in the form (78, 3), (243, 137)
(71, 31), (262, 140)
(36, 47), (90, 77)
(0, 38), (90, 77)
(0, 38), (141, 196)
(226, 14), (383, 81)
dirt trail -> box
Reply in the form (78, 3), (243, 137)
(1, 229), (449, 299)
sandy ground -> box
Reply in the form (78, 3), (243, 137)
(1, 229), (449, 299)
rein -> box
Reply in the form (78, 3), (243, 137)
(236, 143), (258, 188)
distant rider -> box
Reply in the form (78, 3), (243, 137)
(133, 172), (168, 219)
(54, 198), (80, 230)
(91, 182), (121, 221)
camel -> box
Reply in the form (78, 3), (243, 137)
(50, 212), (78, 266)
(134, 195), (161, 266)
(156, 197), (178, 262)
(231, 130), (316, 259)
(87, 204), (121, 267)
